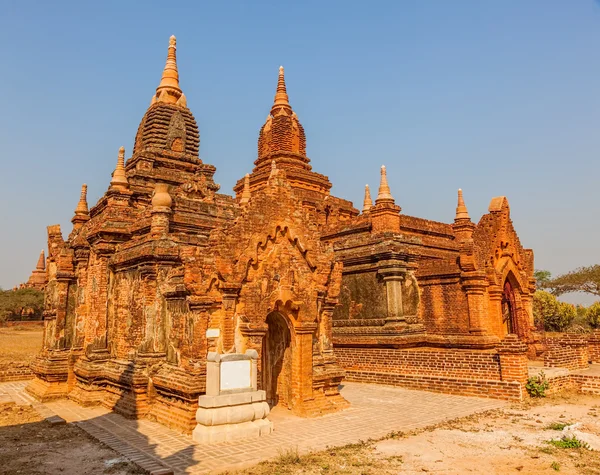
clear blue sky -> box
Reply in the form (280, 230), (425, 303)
(1, 1), (599, 304)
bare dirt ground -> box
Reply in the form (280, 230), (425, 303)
(0, 326), (43, 368)
(0, 401), (144, 475)
(232, 392), (600, 475)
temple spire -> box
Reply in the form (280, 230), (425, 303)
(455, 189), (470, 221)
(110, 146), (129, 191)
(36, 250), (45, 271)
(271, 66), (291, 114)
(240, 173), (251, 204)
(74, 184), (89, 216)
(153, 35), (185, 106)
(363, 184), (373, 213)
(375, 165), (394, 204)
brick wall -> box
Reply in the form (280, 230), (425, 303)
(544, 335), (588, 371)
(343, 370), (523, 400)
(588, 331), (600, 364)
(0, 364), (33, 382)
(335, 347), (502, 380)
(335, 342), (528, 400)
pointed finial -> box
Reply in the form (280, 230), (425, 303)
(376, 165), (394, 203)
(154, 35), (183, 104)
(363, 184), (373, 213)
(240, 173), (252, 204)
(271, 65), (290, 114)
(110, 146), (129, 191)
(455, 188), (470, 220)
(36, 250), (45, 270)
(74, 184), (89, 215)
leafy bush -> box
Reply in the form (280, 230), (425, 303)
(547, 435), (590, 450)
(526, 371), (549, 398)
(586, 302), (600, 329)
(546, 422), (570, 431)
(533, 291), (576, 331)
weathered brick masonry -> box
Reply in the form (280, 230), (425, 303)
(544, 335), (589, 371)
(28, 36), (539, 434)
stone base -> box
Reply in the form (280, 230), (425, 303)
(26, 352), (70, 401)
(148, 364), (205, 434)
(292, 392), (350, 417)
(192, 390), (273, 444)
(69, 382), (107, 407)
(149, 394), (198, 435)
(26, 377), (69, 402)
(192, 418), (272, 444)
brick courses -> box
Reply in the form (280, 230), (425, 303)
(27, 36), (540, 433)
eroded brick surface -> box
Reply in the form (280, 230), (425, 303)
(27, 36), (540, 430)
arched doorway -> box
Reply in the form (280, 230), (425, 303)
(502, 280), (517, 334)
(262, 311), (293, 408)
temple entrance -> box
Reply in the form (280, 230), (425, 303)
(262, 311), (293, 408)
(502, 280), (517, 334)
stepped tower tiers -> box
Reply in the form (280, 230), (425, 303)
(234, 67), (358, 225)
(125, 36), (220, 202)
(28, 36), (348, 431)
(28, 34), (538, 436)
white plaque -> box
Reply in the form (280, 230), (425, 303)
(206, 328), (220, 338)
(220, 359), (251, 391)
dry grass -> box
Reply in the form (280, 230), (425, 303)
(0, 326), (43, 368)
(227, 441), (404, 475)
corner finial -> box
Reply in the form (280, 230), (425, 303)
(36, 250), (45, 271)
(363, 184), (373, 213)
(272, 65), (290, 113)
(240, 173), (252, 205)
(110, 146), (129, 191)
(270, 160), (277, 177)
(74, 184), (89, 215)
(455, 188), (470, 220)
(376, 165), (394, 204)
(154, 35), (184, 105)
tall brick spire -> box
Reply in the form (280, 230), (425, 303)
(376, 165), (394, 204)
(134, 35), (199, 158)
(152, 35), (186, 106)
(235, 65), (333, 197)
(455, 189), (470, 221)
(363, 184), (373, 213)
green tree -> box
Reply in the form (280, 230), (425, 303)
(0, 288), (44, 322)
(548, 265), (600, 297)
(533, 290), (576, 332)
(534, 269), (552, 289)
(587, 302), (600, 329)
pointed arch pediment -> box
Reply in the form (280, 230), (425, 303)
(237, 224), (317, 283)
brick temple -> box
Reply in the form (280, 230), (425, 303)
(28, 36), (539, 433)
